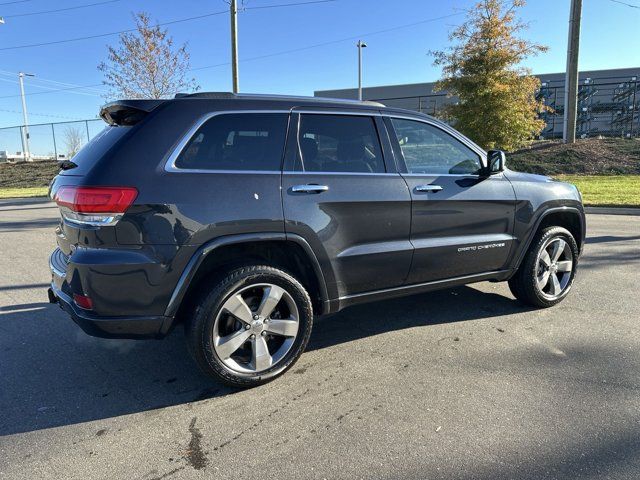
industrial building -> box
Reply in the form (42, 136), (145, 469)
(315, 67), (640, 139)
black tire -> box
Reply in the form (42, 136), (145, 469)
(508, 226), (579, 308)
(184, 265), (313, 388)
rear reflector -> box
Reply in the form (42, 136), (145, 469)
(73, 293), (93, 310)
(54, 186), (138, 214)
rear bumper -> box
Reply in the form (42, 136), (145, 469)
(48, 248), (174, 339)
(48, 285), (172, 339)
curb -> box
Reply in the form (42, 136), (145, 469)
(0, 196), (51, 205)
(585, 207), (640, 216)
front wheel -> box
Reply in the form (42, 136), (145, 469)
(508, 226), (579, 308)
(185, 266), (313, 387)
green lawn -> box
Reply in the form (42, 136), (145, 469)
(0, 176), (637, 208)
(556, 175), (640, 207)
(0, 186), (49, 199)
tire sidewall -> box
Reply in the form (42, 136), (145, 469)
(191, 267), (313, 386)
(526, 227), (579, 307)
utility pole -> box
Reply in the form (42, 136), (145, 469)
(230, 0), (239, 93)
(357, 40), (367, 101)
(563, 0), (582, 144)
(18, 72), (34, 161)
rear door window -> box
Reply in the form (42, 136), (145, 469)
(295, 114), (385, 173)
(174, 113), (288, 171)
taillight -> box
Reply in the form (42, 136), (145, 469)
(53, 186), (138, 226)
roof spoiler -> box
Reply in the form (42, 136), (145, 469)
(99, 99), (165, 126)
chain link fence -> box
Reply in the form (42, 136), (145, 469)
(2, 76), (639, 163)
(0, 119), (104, 163)
(369, 76), (640, 139)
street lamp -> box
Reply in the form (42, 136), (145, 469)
(18, 72), (35, 161)
(356, 40), (367, 101)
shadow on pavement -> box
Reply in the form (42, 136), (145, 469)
(0, 285), (527, 436)
(0, 283), (50, 293)
(0, 217), (59, 232)
(586, 234), (640, 244)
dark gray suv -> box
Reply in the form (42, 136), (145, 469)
(48, 93), (585, 387)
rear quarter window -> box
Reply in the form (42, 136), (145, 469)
(58, 125), (131, 176)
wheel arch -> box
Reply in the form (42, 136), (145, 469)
(164, 233), (333, 322)
(510, 206), (585, 273)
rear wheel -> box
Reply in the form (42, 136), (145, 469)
(508, 226), (578, 308)
(185, 266), (313, 387)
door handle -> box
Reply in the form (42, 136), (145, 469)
(415, 185), (443, 193)
(291, 184), (329, 194)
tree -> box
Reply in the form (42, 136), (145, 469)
(64, 125), (85, 159)
(98, 12), (199, 100)
(431, 0), (548, 151)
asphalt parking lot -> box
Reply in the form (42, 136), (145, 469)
(1, 199), (639, 480)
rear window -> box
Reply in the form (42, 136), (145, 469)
(174, 113), (288, 171)
(59, 125), (130, 176)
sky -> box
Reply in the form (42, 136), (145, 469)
(0, 0), (639, 130)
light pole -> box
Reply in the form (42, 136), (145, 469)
(356, 40), (367, 101)
(18, 72), (34, 161)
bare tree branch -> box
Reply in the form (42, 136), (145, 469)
(98, 12), (200, 100)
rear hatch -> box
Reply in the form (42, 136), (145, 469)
(51, 100), (164, 257)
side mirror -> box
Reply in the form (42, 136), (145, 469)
(486, 150), (506, 175)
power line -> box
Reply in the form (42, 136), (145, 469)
(0, 107), (87, 120)
(0, 70), (105, 93)
(189, 12), (465, 72)
(0, 71), (105, 97)
(0, 6), (462, 104)
(0, 1), (340, 51)
(0, 11), (464, 99)
(0, 83), (105, 99)
(3, 0), (122, 19)
(242, 0), (338, 10)
(0, 9), (230, 51)
(0, 0), (34, 5)
(609, 0), (640, 8)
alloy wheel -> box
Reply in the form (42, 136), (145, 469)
(535, 237), (573, 299)
(212, 283), (299, 375)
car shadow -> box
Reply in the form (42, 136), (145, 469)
(307, 286), (531, 352)
(0, 285), (530, 436)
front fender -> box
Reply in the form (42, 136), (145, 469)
(507, 204), (586, 273)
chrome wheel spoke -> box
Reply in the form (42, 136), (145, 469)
(539, 250), (552, 268)
(556, 260), (572, 272)
(251, 335), (272, 371)
(223, 294), (254, 324)
(265, 318), (298, 337)
(216, 329), (252, 360)
(256, 285), (285, 318)
(550, 239), (566, 263)
(549, 273), (562, 295)
(537, 270), (551, 290)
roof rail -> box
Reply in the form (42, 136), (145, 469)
(173, 91), (385, 107)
